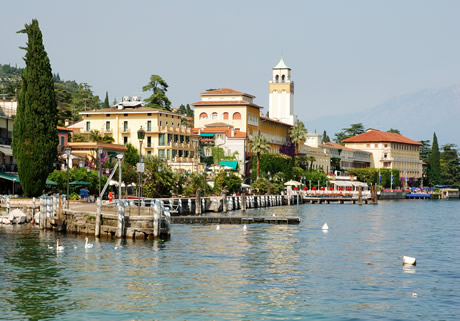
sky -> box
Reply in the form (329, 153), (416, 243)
(2, 0), (460, 136)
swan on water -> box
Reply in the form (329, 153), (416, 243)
(56, 240), (64, 252)
(243, 224), (247, 231)
(85, 237), (94, 249)
(322, 223), (329, 230)
(216, 224), (220, 230)
(403, 256), (416, 266)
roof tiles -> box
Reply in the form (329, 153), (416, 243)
(342, 129), (422, 145)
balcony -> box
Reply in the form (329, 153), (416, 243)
(120, 127), (130, 134)
(104, 128), (113, 134)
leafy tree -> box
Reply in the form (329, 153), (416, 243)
(102, 135), (115, 144)
(304, 169), (329, 188)
(419, 140), (431, 162)
(12, 19), (59, 196)
(124, 143), (139, 166)
(71, 134), (87, 142)
(307, 156), (316, 170)
(321, 130), (330, 143)
(54, 82), (73, 125)
(289, 120), (307, 155)
(183, 173), (212, 196)
(185, 104), (193, 117)
(72, 82), (100, 112)
(252, 153), (293, 182)
(249, 134), (270, 178)
(387, 128), (401, 134)
(334, 123), (365, 145)
(428, 132), (441, 185)
(142, 74), (171, 110)
(103, 91), (110, 108)
(213, 172), (242, 194)
(179, 104), (186, 114)
(440, 144), (460, 188)
(142, 156), (176, 197)
(251, 177), (272, 195)
(347, 168), (399, 188)
(89, 129), (104, 142)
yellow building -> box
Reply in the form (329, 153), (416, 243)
(78, 97), (201, 173)
(342, 128), (423, 180)
(193, 88), (292, 176)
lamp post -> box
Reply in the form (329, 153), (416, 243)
(98, 146), (103, 196)
(65, 147), (72, 208)
(137, 126), (145, 215)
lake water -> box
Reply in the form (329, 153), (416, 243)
(1, 200), (459, 320)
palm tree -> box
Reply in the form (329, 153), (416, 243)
(249, 134), (270, 178)
(89, 129), (104, 143)
(289, 120), (307, 155)
(102, 135), (115, 144)
(307, 156), (316, 170)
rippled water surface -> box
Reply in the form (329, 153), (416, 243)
(1, 200), (459, 320)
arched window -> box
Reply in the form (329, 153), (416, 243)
(281, 75), (285, 82)
(199, 112), (208, 120)
(232, 112), (241, 120)
(275, 75), (279, 83)
(211, 112), (218, 120)
(223, 112), (229, 120)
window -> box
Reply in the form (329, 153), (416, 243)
(147, 136), (152, 147)
(190, 151), (194, 158)
(174, 135), (178, 143)
(147, 120), (151, 132)
(167, 149), (170, 160)
(158, 150), (165, 160)
(223, 112), (229, 120)
(367, 144), (370, 148)
(147, 151), (152, 155)
(211, 112), (218, 120)
(158, 134), (165, 146)
(374, 144), (378, 148)
(384, 144), (388, 148)
(185, 136), (190, 143)
(232, 112), (241, 120)
(168, 134), (173, 144)
(172, 150), (177, 158)
(180, 135), (184, 143)
(281, 75), (285, 82)
(166, 121), (168, 126)
(160, 121), (162, 126)
(123, 136), (128, 144)
(275, 75), (279, 83)
(184, 151), (189, 157)
(123, 121), (128, 132)
(199, 112), (208, 120)
(179, 150), (183, 157)
(60, 136), (64, 146)
(106, 114), (110, 117)
(86, 121), (90, 132)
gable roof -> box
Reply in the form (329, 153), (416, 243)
(342, 129), (422, 145)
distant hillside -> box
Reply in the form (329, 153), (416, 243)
(305, 85), (460, 147)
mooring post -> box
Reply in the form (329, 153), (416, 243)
(153, 200), (161, 238)
(195, 188), (202, 215)
(241, 193), (247, 212)
(374, 184), (379, 204)
(6, 196), (10, 215)
(222, 189), (228, 213)
(358, 186), (363, 206)
(39, 196), (44, 229)
(32, 197), (36, 219)
(116, 200), (125, 239)
(46, 196), (51, 227)
(95, 197), (102, 238)
(188, 198), (192, 214)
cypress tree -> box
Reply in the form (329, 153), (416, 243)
(12, 19), (58, 196)
(103, 91), (110, 108)
(429, 132), (441, 186)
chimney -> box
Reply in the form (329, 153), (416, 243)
(64, 119), (69, 127)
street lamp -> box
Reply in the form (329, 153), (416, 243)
(98, 146), (103, 196)
(65, 147), (72, 208)
(137, 126), (145, 215)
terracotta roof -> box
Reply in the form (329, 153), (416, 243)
(192, 100), (263, 109)
(68, 142), (128, 151)
(322, 142), (370, 152)
(205, 122), (233, 127)
(57, 126), (72, 132)
(342, 129), (422, 145)
(259, 115), (293, 127)
(200, 88), (255, 98)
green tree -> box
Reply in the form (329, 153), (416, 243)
(249, 134), (270, 178)
(102, 135), (115, 144)
(89, 129), (104, 143)
(185, 104), (193, 117)
(387, 128), (401, 134)
(321, 130), (330, 143)
(142, 74), (171, 110)
(103, 91), (110, 108)
(183, 173), (212, 196)
(214, 172), (242, 194)
(440, 144), (460, 188)
(142, 156), (176, 197)
(179, 104), (186, 114)
(124, 143), (139, 166)
(428, 132), (441, 185)
(54, 82), (73, 125)
(289, 120), (307, 155)
(334, 123), (365, 144)
(12, 20), (59, 196)
(71, 134), (87, 142)
(252, 153), (293, 182)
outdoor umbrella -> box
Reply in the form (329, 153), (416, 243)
(284, 180), (301, 186)
(69, 180), (91, 186)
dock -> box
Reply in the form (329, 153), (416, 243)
(172, 216), (300, 225)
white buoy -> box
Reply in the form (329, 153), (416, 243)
(412, 292), (417, 297)
(322, 223), (329, 230)
(403, 256), (416, 266)
(216, 224), (220, 230)
(85, 237), (94, 249)
(243, 224), (247, 231)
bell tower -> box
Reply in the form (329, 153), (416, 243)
(268, 57), (295, 125)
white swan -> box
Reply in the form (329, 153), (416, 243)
(47, 244), (54, 250)
(243, 224), (247, 231)
(322, 223), (329, 230)
(403, 256), (416, 266)
(85, 237), (94, 249)
(56, 240), (64, 252)
(216, 224), (220, 230)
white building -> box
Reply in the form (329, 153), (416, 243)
(268, 57), (296, 125)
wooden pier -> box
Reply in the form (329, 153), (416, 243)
(172, 216), (300, 225)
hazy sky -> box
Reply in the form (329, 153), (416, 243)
(2, 0), (460, 129)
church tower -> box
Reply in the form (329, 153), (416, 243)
(268, 57), (295, 125)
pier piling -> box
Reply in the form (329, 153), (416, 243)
(95, 197), (102, 238)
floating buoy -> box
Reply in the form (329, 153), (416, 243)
(216, 224), (220, 230)
(403, 256), (416, 266)
(243, 224), (247, 231)
(412, 293), (417, 297)
(322, 223), (329, 230)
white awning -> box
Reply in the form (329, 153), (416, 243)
(0, 146), (13, 156)
(351, 182), (368, 188)
(330, 180), (353, 187)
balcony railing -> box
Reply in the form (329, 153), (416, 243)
(121, 127), (130, 134)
